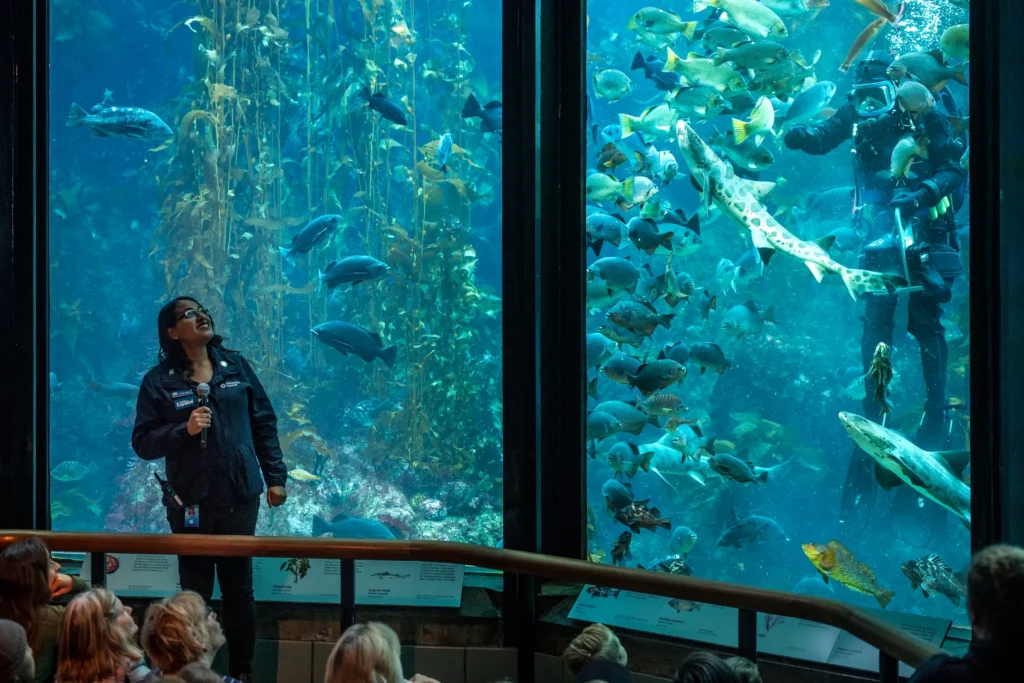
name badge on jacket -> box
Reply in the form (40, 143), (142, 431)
(175, 396), (196, 409)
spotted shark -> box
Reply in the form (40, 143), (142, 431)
(674, 121), (906, 300)
(839, 412), (971, 528)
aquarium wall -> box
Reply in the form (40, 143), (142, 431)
(584, 0), (971, 621)
(47, 0), (503, 545)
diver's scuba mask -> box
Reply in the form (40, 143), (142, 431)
(850, 80), (896, 118)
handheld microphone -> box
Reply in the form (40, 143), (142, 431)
(197, 383), (210, 449)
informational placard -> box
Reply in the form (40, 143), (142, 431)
(253, 558), (340, 602)
(356, 560), (465, 608)
(826, 608), (950, 677)
(568, 586), (738, 648)
(84, 553), (183, 598)
(756, 615), (839, 663)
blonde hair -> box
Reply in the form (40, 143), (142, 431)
(141, 591), (211, 674)
(562, 623), (627, 674)
(56, 588), (142, 683)
(325, 622), (404, 683)
(724, 657), (762, 683)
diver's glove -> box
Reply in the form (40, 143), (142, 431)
(783, 125), (814, 151)
(890, 187), (933, 212)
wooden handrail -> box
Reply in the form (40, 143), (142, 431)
(0, 531), (944, 668)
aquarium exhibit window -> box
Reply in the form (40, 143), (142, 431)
(584, 0), (971, 622)
(47, 0), (504, 545)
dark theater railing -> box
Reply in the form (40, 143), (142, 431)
(0, 531), (943, 682)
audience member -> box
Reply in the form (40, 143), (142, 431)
(673, 652), (739, 683)
(54, 589), (145, 683)
(176, 664), (223, 683)
(722, 657), (761, 683)
(0, 538), (89, 683)
(573, 659), (634, 683)
(140, 592), (237, 683)
(909, 544), (1022, 683)
(0, 620), (35, 683)
(324, 622), (440, 683)
(562, 624), (628, 676)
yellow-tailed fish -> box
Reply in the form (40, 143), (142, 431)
(619, 103), (677, 140)
(693, 0), (788, 40)
(939, 24), (969, 59)
(802, 541), (895, 608)
(663, 49), (746, 93)
(732, 96), (775, 146)
(890, 135), (929, 180)
(593, 69), (635, 102)
(627, 8), (698, 38)
(586, 173), (626, 202)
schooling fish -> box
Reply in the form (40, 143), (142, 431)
(628, 354), (687, 396)
(630, 51), (681, 91)
(602, 353), (643, 384)
(312, 512), (397, 540)
(602, 478), (635, 513)
(283, 215), (343, 257)
(688, 341), (731, 374)
(694, 0), (788, 39)
(436, 133), (454, 174)
(671, 526), (698, 556)
(319, 256), (390, 290)
(67, 101), (172, 140)
(311, 321), (398, 368)
(461, 94), (503, 134)
(608, 442), (656, 479)
(358, 88), (408, 125)
(593, 69), (635, 102)
(718, 508), (789, 547)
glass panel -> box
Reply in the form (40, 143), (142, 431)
(49, 0), (503, 545)
(585, 0), (969, 621)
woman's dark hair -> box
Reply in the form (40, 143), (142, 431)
(673, 652), (740, 683)
(156, 296), (228, 371)
(0, 537), (54, 650)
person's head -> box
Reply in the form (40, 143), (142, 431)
(673, 652), (740, 683)
(141, 591), (223, 675)
(324, 622), (403, 683)
(56, 589), (144, 683)
(966, 544), (1024, 640)
(157, 297), (223, 368)
(177, 662), (224, 683)
(0, 538), (54, 649)
(850, 50), (897, 118)
(723, 657), (761, 683)
(563, 624), (628, 675)
(0, 619), (34, 683)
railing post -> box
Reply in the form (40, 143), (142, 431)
(340, 558), (355, 630)
(90, 552), (106, 588)
(737, 608), (757, 662)
(879, 650), (899, 683)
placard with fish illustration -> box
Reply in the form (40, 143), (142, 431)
(756, 614), (840, 663)
(355, 560), (464, 607)
(825, 608), (950, 676)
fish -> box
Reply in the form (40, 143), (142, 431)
(319, 256), (390, 290)
(88, 381), (140, 398)
(840, 18), (887, 73)
(897, 81), (936, 113)
(828, 227), (863, 254)
(588, 257), (647, 293)
(311, 321), (398, 368)
(602, 478), (635, 512)
(312, 512), (397, 540)
(630, 51), (681, 91)
(623, 176), (660, 206)
(598, 323), (647, 348)
(674, 120), (905, 299)
(587, 173), (628, 203)
(697, 291), (718, 321)
(51, 460), (97, 482)
(717, 508), (789, 547)
(358, 88), (408, 126)
(888, 51), (968, 90)
(593, 69), (635, 102)
(666, 424), (717, 461)
(602, 353), (643, 384)
(627, 8), (698, 38)
(716, 259), (739, 293)
(671, 526), (699, 555)
(667, 86), (731, 122)
(732, 96), (775, 147)
(663, 267), (696, 308)
(709, 127), (775, 172)
(661, 212), (704, 256)
(608, 442), (656, 479)
(854, 0), (902, 23)
(588, 411), (624, 440)
(595, 400), (660, 435)
(586, 212), (626, 256)
(596, 143), (629, 171)
(733, 247), (767, 286)
(668, 599), (703, 612)
(607, 300), (675, 336)
(288, 468), (321, 482)
(700, 24), (751, 51)
(663, 50), (747, 93)
(901, 554), (966, 606)
(634, 146), (680, 185)
(436, 133), (453, 174)
(627, 218), (674, 256)
(644, 441), (718, 486)
(282, 215), (343, 257)
(802, 540), (895, 608)
(661, 342), (690, 366)
(939, 24), (969, 60)
(601, 125), (623, 144)
(619, 103), (678, 141)
(759, 0), (830, 17)
(749, 49), (820, 99)
(614, 499), (672, 533)
(688, 341), (731, 374)
(838, 412), (971, 527)
(721, 300), (776, 338)
(714, 41), (790, 69)
(588, 280), (631, 312)
(587, 333), (618, 370)
(867, 341), (894, 415)
(629, 355), (687, 396)
(461, 94), (503, 134)
(638, 393), (688, 419)
(67, 101), (172, 140)
(611, 530), (633, 566)
(694, 0), (788, 39)
(708, 453), (769, 484)
(776, 81), (836, 133)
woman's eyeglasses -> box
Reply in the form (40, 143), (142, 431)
(175, 306), (211, 324)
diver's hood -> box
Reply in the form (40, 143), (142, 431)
(850, 80), (896, 118)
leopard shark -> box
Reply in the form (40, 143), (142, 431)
(839, 411), (971, 528)
(674, 120), (906, 300)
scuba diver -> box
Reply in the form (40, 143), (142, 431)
(783, 51), (967, 543)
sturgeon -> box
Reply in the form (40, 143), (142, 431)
(674, 120), (905, 300)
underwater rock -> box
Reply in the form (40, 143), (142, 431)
(419, 498), (448, 521)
